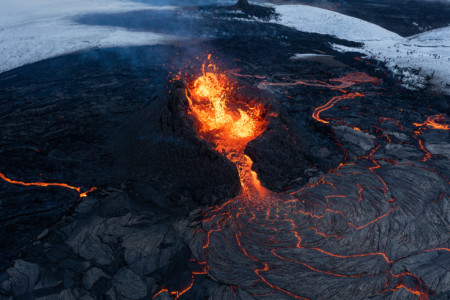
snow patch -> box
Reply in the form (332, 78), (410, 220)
(272, 4), (401, 42)
(0, 0), (178, 73)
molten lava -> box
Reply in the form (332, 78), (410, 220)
(185, 60), (266, 153)
(0, 171), (96, 198)
(153, 56), (274, 299)
(312, 92), (364, 123)
(413, 114), (450, 130)
(185, 58), (270, 198)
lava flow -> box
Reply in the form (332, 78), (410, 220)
(312, 92), (364, 123)
(185, 56), (270, 197)
(0, 171), (96, 198)
(259, 72), (379, 124)
(413, 114), (450, 130)
(153, 57), (274, 298)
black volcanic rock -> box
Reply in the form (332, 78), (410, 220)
(245, 121), (310, 191)
(113, 82), (240, 208)
(0, 45), (241, 267)
(228, 0), (278, 21)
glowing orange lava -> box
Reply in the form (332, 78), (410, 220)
(258, 72), (379, 92)
(184, 56), (271, 202)
(413, 114), (450, 130)
(312, 92), (364, 123)
(412, 114), (449, 161)
(153, 58), (272, 299)
(258, 72), (379, 124)
(185, 58), (267, 154)
(0, 171), (96, 198)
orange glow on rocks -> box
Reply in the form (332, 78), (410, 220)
(258, 72), (379, 124)
(312, 92), (364, 123)
(152, 57), (273, 299)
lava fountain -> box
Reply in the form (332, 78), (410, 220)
(185, 56), (270, 197)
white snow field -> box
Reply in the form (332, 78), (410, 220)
(0, 0), (178, 73)
(272, 4), (450, 94)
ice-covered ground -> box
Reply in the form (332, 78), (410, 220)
(0, 0), (178, 73)
(272, 4), (450, 94)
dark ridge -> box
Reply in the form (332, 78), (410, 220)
(284, 0), (450, 36)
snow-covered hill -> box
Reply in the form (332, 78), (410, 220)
(0, 0), (178, 73)
(273, 5), (401, 42)
(272, 4), (450, 94)
(410, 26), (450, 46)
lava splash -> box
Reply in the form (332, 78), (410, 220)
(185, 56), (271, 199)
(185, 56), (267, 154)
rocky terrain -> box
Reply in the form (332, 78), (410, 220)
(0, 2), (449, 300)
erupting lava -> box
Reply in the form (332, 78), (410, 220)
(185, 56), (269, 197)
(185, 58), (267, 153)
(153, 57), (274, 299)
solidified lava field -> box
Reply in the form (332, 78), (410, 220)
(0, 2), (449, 300)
